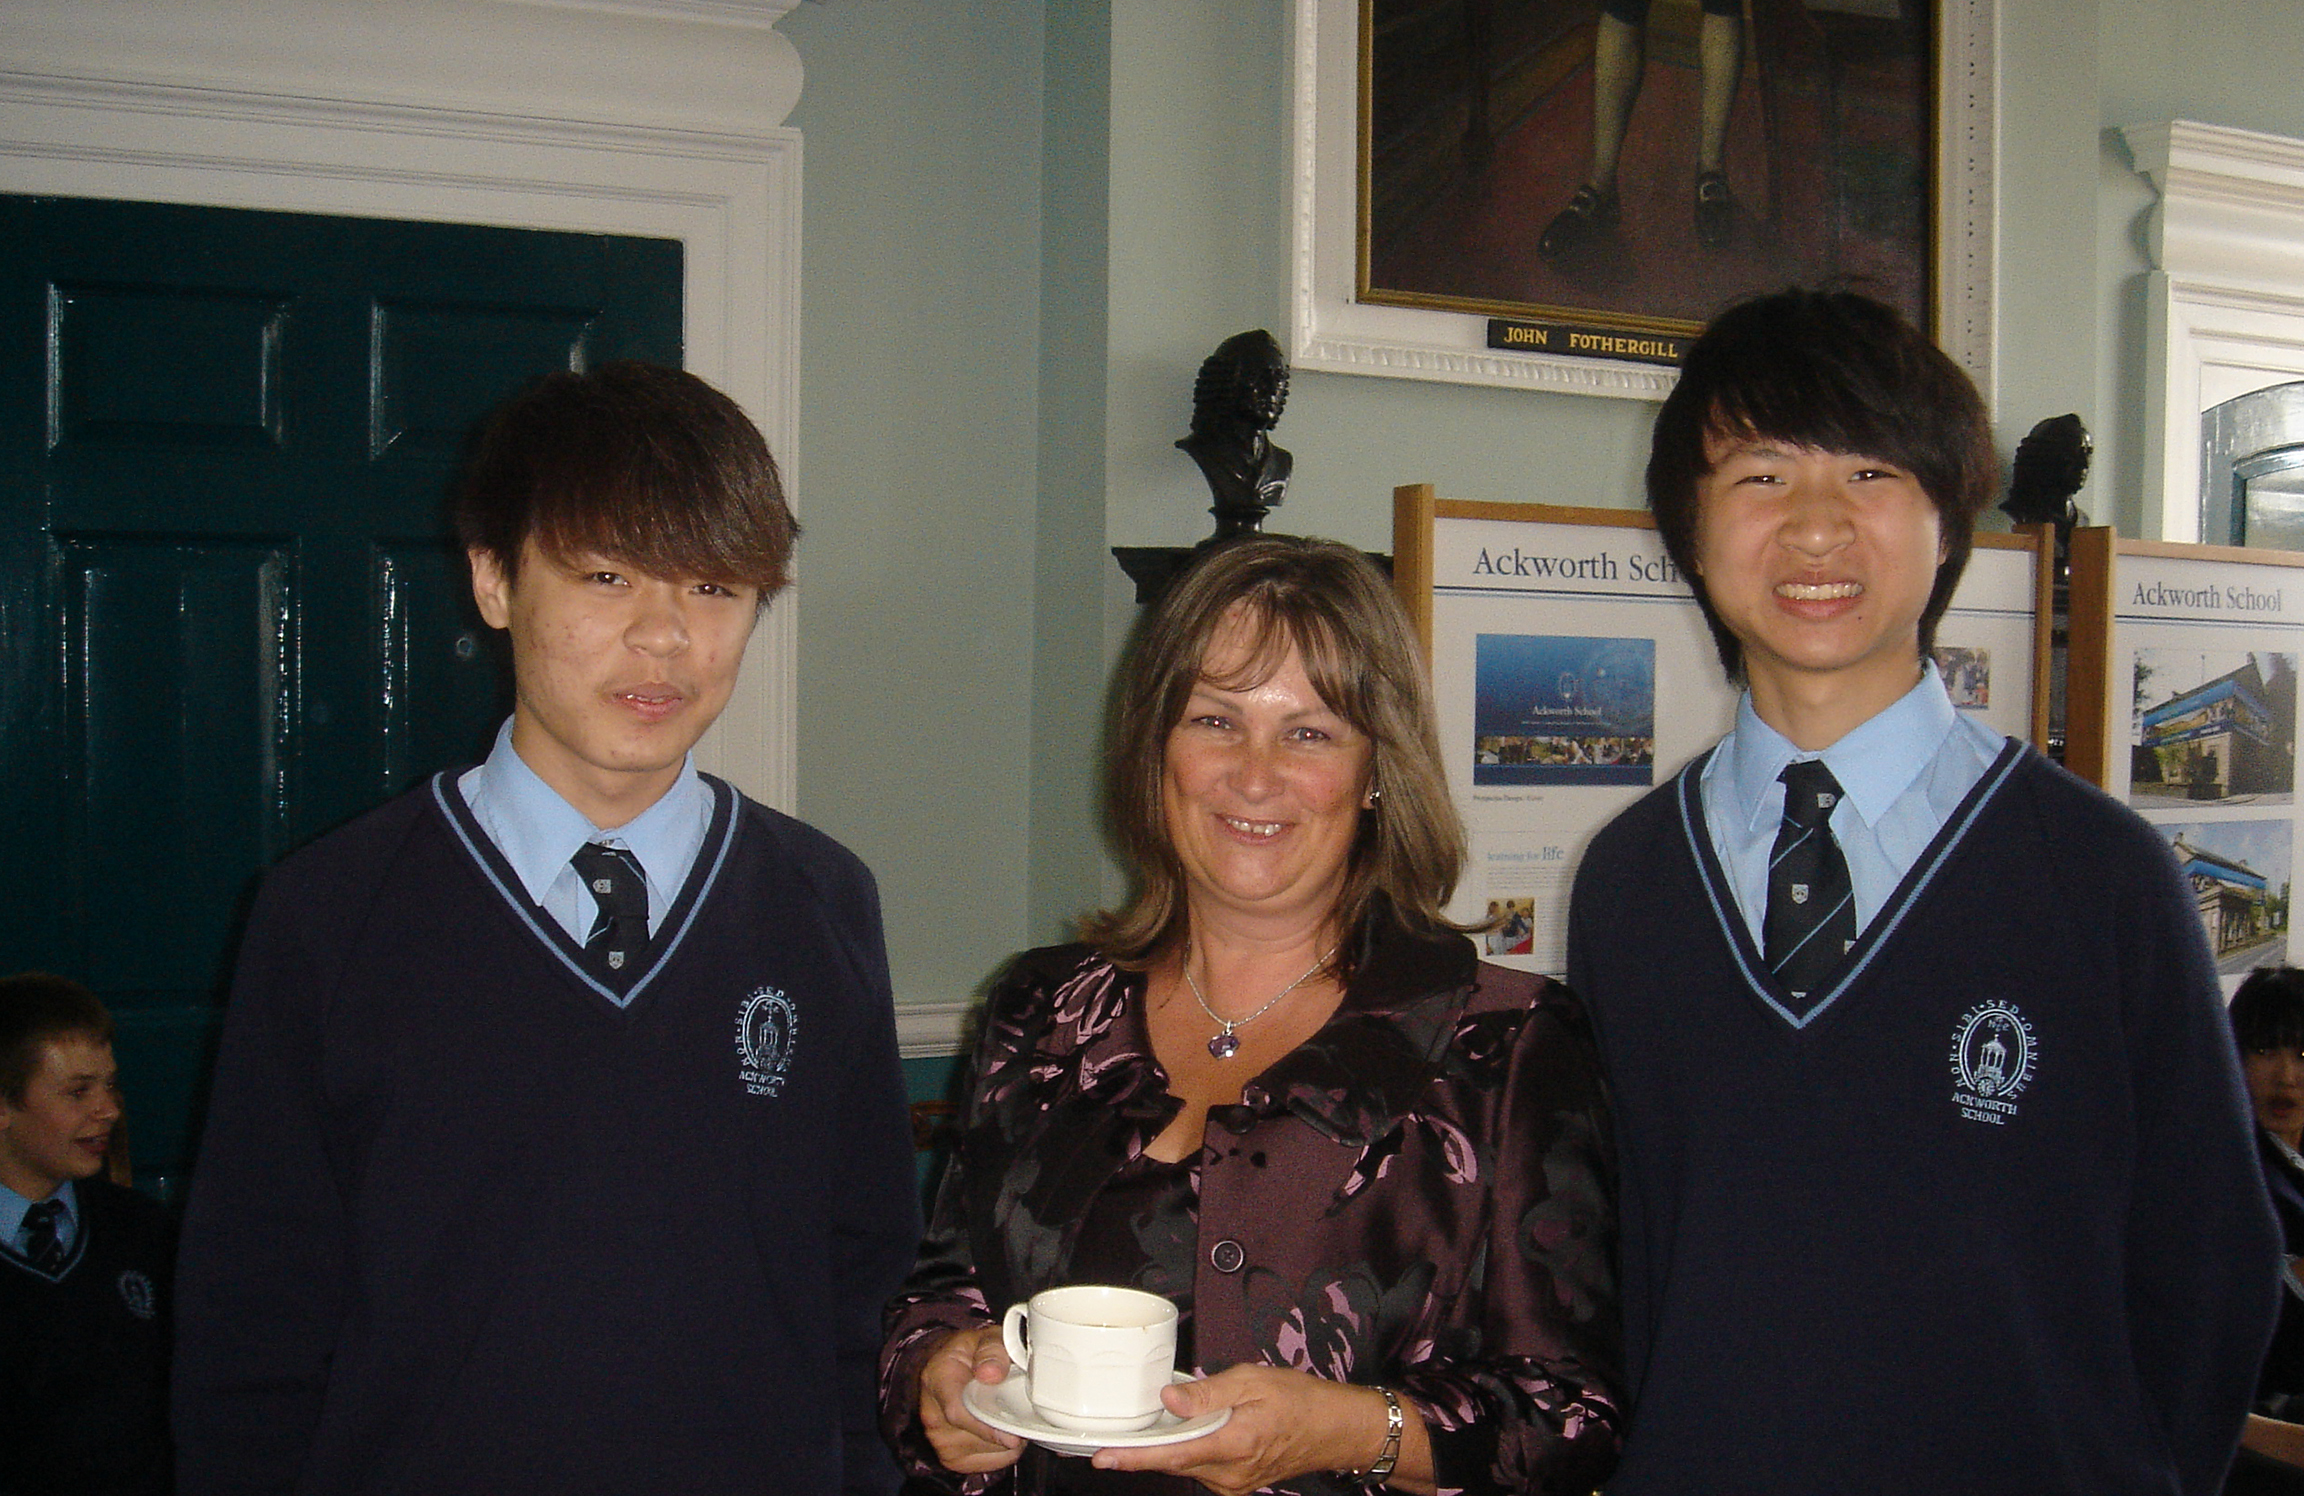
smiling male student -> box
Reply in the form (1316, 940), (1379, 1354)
(1569, 289), (2280, 1494)
(173, 363), (919, 1495)
(1, 974), (175, 1495)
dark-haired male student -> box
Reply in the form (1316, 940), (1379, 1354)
(174, 363), (919, 1495)
(1568, 289), (2280, 1494)
(1, 973), (174, 1496)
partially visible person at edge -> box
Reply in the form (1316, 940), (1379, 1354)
(172, 362), (919, 1494)
(879, 536), (1623, 1496)
(2227, 966), (2304, 1494)
(0, 972), (175, 1496)
(1569, 286), (2279, 1494)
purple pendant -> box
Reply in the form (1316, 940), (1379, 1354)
(1208, 1030), (1240, 1060)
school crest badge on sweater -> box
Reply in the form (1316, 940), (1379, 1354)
(1949, 1000), (2035, 1125)
(737, 987), (799, 1096)
(118, 1268), (158, 1319)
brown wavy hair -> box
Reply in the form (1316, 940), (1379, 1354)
(1080, 536), (1469, 973)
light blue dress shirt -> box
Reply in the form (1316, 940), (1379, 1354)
(1700, 664), (2009, 947)
(456, 718), (714, 942)
(1, 1176), (77, 1257)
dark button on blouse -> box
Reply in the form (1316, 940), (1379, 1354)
(1207, 1238), (1245, 1274)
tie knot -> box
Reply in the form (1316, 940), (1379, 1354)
(570, 843), (648, 921)
(1779, 760), (1844, 829)
(21, 1198), (66, 1269)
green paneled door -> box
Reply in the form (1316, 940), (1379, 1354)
(0, 196), (684, 1193)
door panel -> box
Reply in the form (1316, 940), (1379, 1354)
(66, 539), (292, 990)
(372, 300), (598, 459)
(0, 194), (683, 1191)
(54, 282), (290, 450)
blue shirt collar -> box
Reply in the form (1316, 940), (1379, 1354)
(0, 1176), (76, 1252)
(1720, 662), (1958, 832)
(466, 717), (708, 908)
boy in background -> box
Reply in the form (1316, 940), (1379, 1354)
(0, 972), (174, 1496)
(1570, 289), (2279, 1494)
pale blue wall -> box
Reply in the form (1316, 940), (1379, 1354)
(781, 0), (1052, 1010)
(2100, 0), (2304, 139)
(1996, 0), (2102, 500)
(784, 0), (2304, 1028)
(1029, 1), (1118, 946)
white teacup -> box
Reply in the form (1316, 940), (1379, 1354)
(1000, 1284), (1178, 1434)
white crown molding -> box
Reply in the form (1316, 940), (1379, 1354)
(0, 2), (803, 806)
(2125, 120), (2304, 199)
(1288, 0), (1998, 400)
(2121, 119), (2304, 541)
(6, 1), (805, 139)
(504, 0), (802, 27)
(2125, 120), (2304, 298)
(0, 68), (794, 169)
(897, 998), (977, 1061)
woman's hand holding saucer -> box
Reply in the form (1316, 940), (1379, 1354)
(917, 1323), (1025, 1475)
(1090, 1365), (1431, 1496)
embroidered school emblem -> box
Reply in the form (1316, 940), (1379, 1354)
(1790, 883), (1810, 904)
(117, 1268), (157, 1319)
(1948, 1000), (2036, 1125)
(736, 987), (799, 1097)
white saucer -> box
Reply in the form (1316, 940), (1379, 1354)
(962, 1371), (1231, 1458)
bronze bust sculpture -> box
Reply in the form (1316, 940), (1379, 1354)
(2002, 412), (2092, 529)
(1176, 328), (1292, 539)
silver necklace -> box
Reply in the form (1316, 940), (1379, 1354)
(1181, 939), (1341, 1060)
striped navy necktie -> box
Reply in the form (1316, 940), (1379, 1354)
(1764, 760), (1858, 1004)
(570, 843), (649, 978)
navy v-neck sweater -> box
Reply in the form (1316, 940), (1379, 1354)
(1570, 743), (2279, 1495)
(1, 1176), (175, 1496)
(174, 773), (920, 1495)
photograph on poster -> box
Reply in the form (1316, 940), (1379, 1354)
(1932, 646), (1990, 709)
(1480, 896), (1537, 957)
(1466, 835), (1581, 973)
(2157, 818), (2293, 976)
(2128, 649), (2297, 808)
(1473, 633), (1656, 786)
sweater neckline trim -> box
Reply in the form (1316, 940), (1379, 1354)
(0, 1207), (87, 1285)
(429, 770), (741, 1013)
(1673, 735), (2028, 1031)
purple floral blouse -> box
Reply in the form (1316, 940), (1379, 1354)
(878, 921), (1624, 1495)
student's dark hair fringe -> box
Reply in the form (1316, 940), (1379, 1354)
(453, 361), (797, 599)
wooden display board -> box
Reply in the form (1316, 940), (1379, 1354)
(1394, 484), (2051, 977)
(2066, 531), (2304, 986)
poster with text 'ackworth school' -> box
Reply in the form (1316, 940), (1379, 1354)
(2075, 540), (2304, 987)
